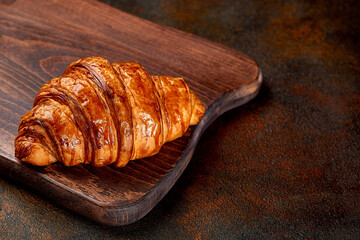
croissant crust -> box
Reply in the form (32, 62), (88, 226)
(15, 57), (205, 167)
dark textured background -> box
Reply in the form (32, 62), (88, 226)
(1, 0), (360, 239)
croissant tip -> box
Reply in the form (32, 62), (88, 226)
(189, 91), (206, 125)
(14, 137), (32, 160)
(15, 137), (57, 166)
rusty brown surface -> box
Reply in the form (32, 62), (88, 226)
(1, 0), (360, 239)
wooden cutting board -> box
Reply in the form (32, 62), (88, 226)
(0, 0), (261, 225)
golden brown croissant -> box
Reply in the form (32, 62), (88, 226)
(15, 57), (205, 167)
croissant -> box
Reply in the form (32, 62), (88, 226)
(15, 57), (205, 167)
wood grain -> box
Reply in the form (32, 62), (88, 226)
(0, 0), (261, 225)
